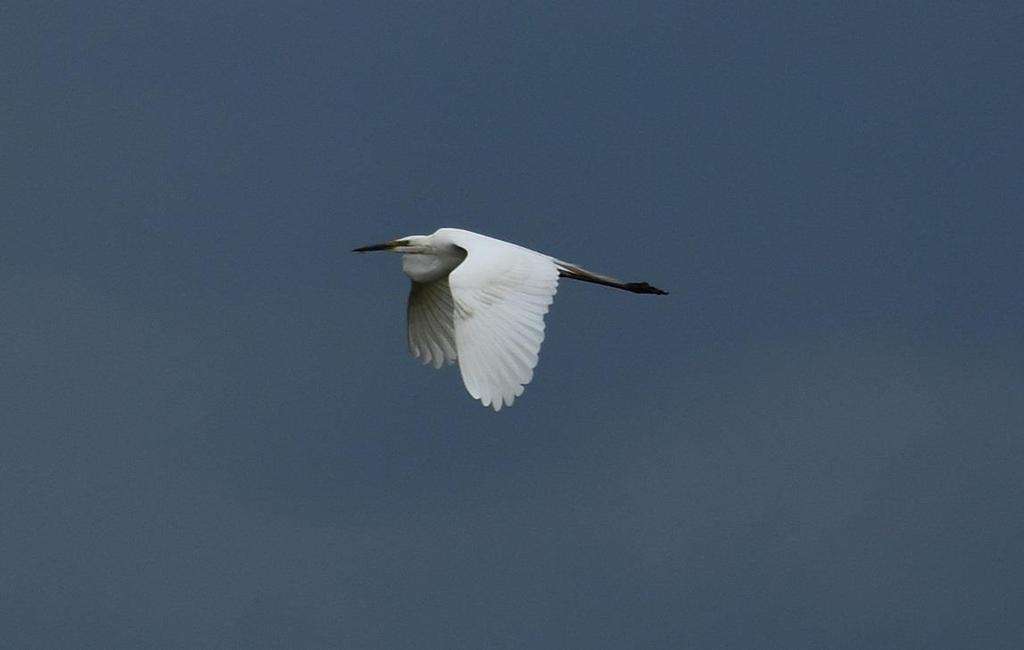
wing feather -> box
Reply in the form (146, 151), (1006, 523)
(407, 279), (457, 368)
(447, 239), (559, 411)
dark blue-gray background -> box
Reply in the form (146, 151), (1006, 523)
(3, 1), (1022, 647)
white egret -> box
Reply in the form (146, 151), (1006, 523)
(354, 228), (667, 411)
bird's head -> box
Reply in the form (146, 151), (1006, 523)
(352, 235), (431, 254)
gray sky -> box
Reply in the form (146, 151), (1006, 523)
(3, 1), (1023, 647)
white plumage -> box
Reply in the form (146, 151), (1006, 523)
(355, 228), (666, 411)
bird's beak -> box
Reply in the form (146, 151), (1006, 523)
(352, 239), (407, 253)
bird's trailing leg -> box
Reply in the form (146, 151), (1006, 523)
(554, 260), (668, 295)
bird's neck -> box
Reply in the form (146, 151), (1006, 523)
(401, 249), (464, 283)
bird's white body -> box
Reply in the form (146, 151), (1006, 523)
(355, 228), (665, 411)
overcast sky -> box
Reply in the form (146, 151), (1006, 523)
(3, 1), (1023, 647)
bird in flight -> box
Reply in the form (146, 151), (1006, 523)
(354, 228), (667, 411)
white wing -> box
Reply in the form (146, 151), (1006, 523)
(407, 279), (457, 368)
(446, 235), (560, 411)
